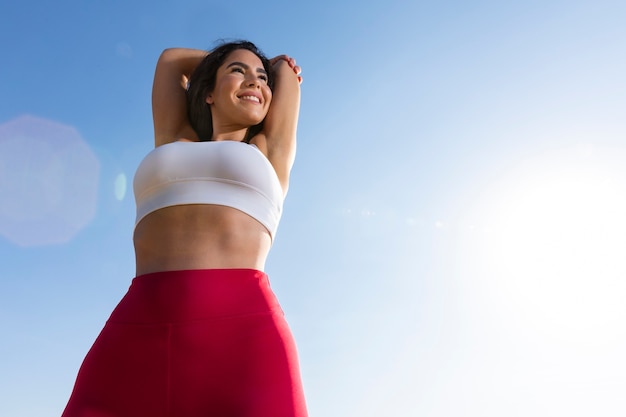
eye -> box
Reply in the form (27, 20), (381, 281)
(258, 74), (268, 83)
(231, 67), (245, 74)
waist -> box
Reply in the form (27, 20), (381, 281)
(133, 205), (271, 275)
(108, 269), (283, 324)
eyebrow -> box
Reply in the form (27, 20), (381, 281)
(226, 61), (268, 76)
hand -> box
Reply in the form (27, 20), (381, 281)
(270, 55), (302, 84)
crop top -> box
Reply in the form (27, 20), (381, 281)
(133, 140), (284, 239)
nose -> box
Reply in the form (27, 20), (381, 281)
(246, 79), (260, 88)
(244, 74), (261, 88)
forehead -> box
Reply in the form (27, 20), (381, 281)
(223, 49), (264, 68)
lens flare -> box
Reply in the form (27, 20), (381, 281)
(0, 115), (100, 246)
(114, 173), (127, 201)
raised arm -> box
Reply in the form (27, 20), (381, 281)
(152, 48), (207, 147)
(261, 56), (302, 193)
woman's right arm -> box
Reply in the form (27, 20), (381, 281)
(152, 48), (207, 147)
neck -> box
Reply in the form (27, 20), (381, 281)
(211, 125), (249, 142)
(212, 129), (247, 142)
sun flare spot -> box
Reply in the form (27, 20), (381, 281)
(465, 145), (626, 346)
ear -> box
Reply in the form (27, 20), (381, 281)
(205, 94), (214, 105)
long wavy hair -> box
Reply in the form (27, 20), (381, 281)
(186, 40), (274, 142)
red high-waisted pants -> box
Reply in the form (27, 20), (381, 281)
(61, 269), (308, 417)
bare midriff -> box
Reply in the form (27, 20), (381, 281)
(133, 205), (272, 276)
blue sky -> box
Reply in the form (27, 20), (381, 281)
(2, 0), (626, 415)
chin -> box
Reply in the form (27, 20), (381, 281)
(244, 114), (266, 127)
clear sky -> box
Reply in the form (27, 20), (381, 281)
(1, 0), (626, 415)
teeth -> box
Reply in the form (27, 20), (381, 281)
(240, 95), (260, 103)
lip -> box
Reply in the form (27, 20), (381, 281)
(237, 90), (263, 104)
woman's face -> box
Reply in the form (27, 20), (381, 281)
(206, 49), (272, 130)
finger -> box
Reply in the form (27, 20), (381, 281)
(283, 57), (295, 69)
(270, 55), (288, 65)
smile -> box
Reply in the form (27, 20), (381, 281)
(239, 95), (261, 104)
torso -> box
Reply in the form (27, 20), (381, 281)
(132, 139), (282, 276)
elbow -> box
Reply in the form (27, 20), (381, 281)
(158, 48), (178, 63)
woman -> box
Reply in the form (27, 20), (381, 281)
(62, 41), (307, 416)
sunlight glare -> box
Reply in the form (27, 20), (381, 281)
(466, 145), (626, 347)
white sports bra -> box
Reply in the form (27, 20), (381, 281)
(133, 140), (284, 239)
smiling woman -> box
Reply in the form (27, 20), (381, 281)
(61, 40), (308, 417)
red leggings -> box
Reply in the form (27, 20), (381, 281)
(62, 269), (308, 417)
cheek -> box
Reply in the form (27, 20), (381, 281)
(264, 88), (273, 106)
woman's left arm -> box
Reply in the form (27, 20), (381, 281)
(261, 56), (302, 194)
